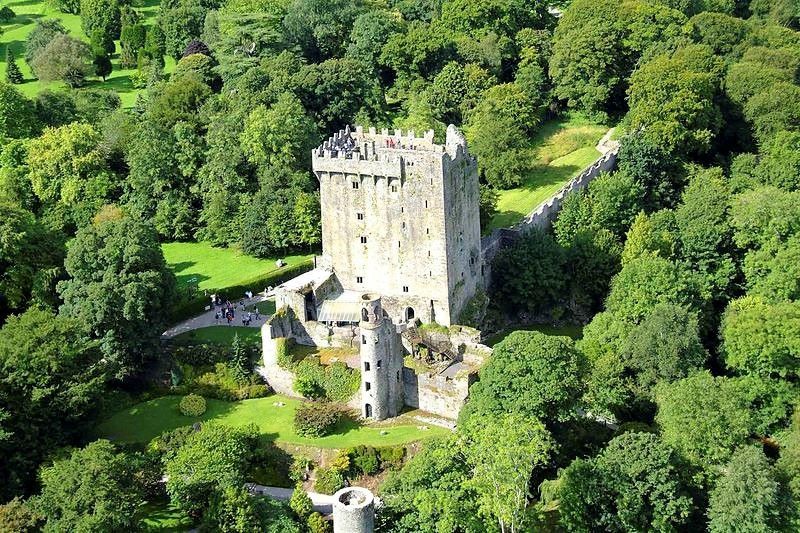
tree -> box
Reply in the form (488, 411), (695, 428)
(30, 34), (93, 87)
(626, 45), (724, 155)
(35, 440), (142, 531)
(5, 49), (23, 84)
(721, 297), (800, 379)
(24, 19), (68, 67)
(490, 229), (566, 314)
(743, 233), (800, 301)
(159, 0), (208, 60)
(0, 82), (38, 139)
(240, 93), (317, 171)
(687, 12), (749, 56)
(57, 214), (177, 378)
(0, 308), (106, 500)
(708, 446), (796, 533)
(204, 485), (302, 533)
(756, 130), (800, 191)
(460, 331), (587, 426)
(0, 498), (43, 533)
(557, 432), (695, 532)
(380, 435), (481, 532)
(621, 211), (679, 266)
(282, 0), (365, 61)
(462, 414), (554, 533)
(289, 484), (313, 521)
(93, 52), (112, 80)
(0, 4), (15, 21)
(744, 84), (800, 146)
(165, 423), (259, 516)
(120, 22), (146, 68)
(616, 131), (687, 210)
(549, 0), (627, 118)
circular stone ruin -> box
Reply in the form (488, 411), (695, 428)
(332, 486), (375, 533)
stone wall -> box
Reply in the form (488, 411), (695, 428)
(481, 150), (618, 271)
(312, 125), (483, 326)
(402, 366), (476, 420)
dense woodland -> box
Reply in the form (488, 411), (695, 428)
(2, 0), (800, 530)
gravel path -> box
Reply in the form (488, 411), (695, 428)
(162, 294), (274, 338)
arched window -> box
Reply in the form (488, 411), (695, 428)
(405, 307), (415, 321)
(365, 404), (373, 418)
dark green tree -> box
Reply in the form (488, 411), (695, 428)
(24, 19), (68, 66)
(5, 48), (23, 84)
(93, 52), (112, 80)
(57, 214), (177, 378)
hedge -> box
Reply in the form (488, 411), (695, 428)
(170, 259), (314, 322)
(179, 394), (207, 416)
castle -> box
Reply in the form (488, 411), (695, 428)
(260, 125), (489, 421)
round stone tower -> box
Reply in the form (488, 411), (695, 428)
(332, 487), (375, 533)
(359, 293), (393, 420)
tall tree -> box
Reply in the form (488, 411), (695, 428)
(57, 214), (177, 378)
(5, 49), (23, 84)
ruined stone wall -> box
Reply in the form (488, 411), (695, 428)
(259, 318), (300, 398)
(312, 125), (482, 326)
(402, 367), (474, 420)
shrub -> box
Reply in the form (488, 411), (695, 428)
(289, 456), (314, 483)
(314, 467), (345, 494)
(275, 337), (295, 369)
(293, 357), (359, 402)
(307, 512), (331, 533)
(294, 402), (343, 438)
(147, 425), (197, 462)
(192, 363), (270, 401)
(179, 394), (206, 417)
(377, 446), (406, 470)
(348, 446), (380, 476)
(289, 484), (313, 520)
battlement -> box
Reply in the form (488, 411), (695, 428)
(312, 124), (472, 167)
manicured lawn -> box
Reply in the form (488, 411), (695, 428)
(0, 0), (174, 108)
(95, 394), (447, 448)
(138, 502), (192, 533)
(173, 326), (262, 346)
(484, 323), (585, 347)
(162, 242), (313, 294)
(485, 114), (609, 232)
(247, 299), (276, 315)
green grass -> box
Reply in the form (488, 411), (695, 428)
(138, 502), (192, 533)
(247, 299), (276, 315)
(486, 114), (609, 232)
(173, 326), (262, 346)
(162, 242), (313, 294)
(0, 0), (175, 108)
(484, 323), (585, 347)
(95, 394), (447, 448)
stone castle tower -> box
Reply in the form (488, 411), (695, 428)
(358, 294), (404, 419)
(311, 124), (483, 326)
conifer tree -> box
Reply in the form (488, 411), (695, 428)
(5, 48), (23, 84)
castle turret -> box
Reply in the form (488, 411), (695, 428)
(359, 294), (403, 420)
(332, 487), (375, 533)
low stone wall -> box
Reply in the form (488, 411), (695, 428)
(480, 150), (618, 270)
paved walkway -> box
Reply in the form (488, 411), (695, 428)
(246, 484), (334, 514)
(162, 294), (274, 338)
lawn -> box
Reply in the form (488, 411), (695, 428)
(95, 394), (447, 448)
(485, 114), (609, 232)
(163, 242), (313, 293)
(0, 0), (175, 108)
(173, 325), (262, 346)
(484, 323), (585, 347)
(138, 502), (192, 533)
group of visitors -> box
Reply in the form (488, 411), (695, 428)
(210, 292), (262, 326)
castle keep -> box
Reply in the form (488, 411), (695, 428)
(313, 124), (483, 326)
(260, 125), (488, 422)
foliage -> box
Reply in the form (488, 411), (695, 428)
(5, 49), (23, 84)
(289, 484), (313, 520)
(708, 446), (796, 533)
(35, 440), (142, 531)
(180, 393), (207, 416)
(165, 423), (259, 516)
(557, 432), (695, 532)
(31, 34), (93, 87)
(460, 330), (587, 426)
(0, 308), (106, 500)
(0, 498), (43, 533)
(721, 297), (800, 379)
(204, 485), (302, 533)
(291, 356), (359, 402)
(24, 19), (68, 66)
(58, 214), (177, 378)
(294, 402), (343, 438)
(314, 467), (345, 494)
(0, 83), (38, 139)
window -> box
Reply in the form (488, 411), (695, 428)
(377, 360), (382, 369)
(352, 181), (359, 189)
(365, 382), (371, 391)
(360, 236), (367, 244)
(426, 228), (429, 235)
(397, 370), (400, 382)
(403, 286), (409, 293)
(398, 241), (401, 248)
(362, 335), (366, 344)
(356, 276), (363, 284)
(391, 185), (398, 192)
(428, 251), (431, 257)
(357, 213), (364, 220)
(402, 222), (406, 230)
(364, 362), (370, 371)
(425, 200), (428, 208)
(401, 207), (404, 213)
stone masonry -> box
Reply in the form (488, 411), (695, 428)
(312, 124), (483, 326)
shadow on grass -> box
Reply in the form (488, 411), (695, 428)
(252, 432), (294, 487)
(8, 0), (46, 7)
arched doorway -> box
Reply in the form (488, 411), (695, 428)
(405, 307), (415, 321)
(364, 404), (372, 418)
